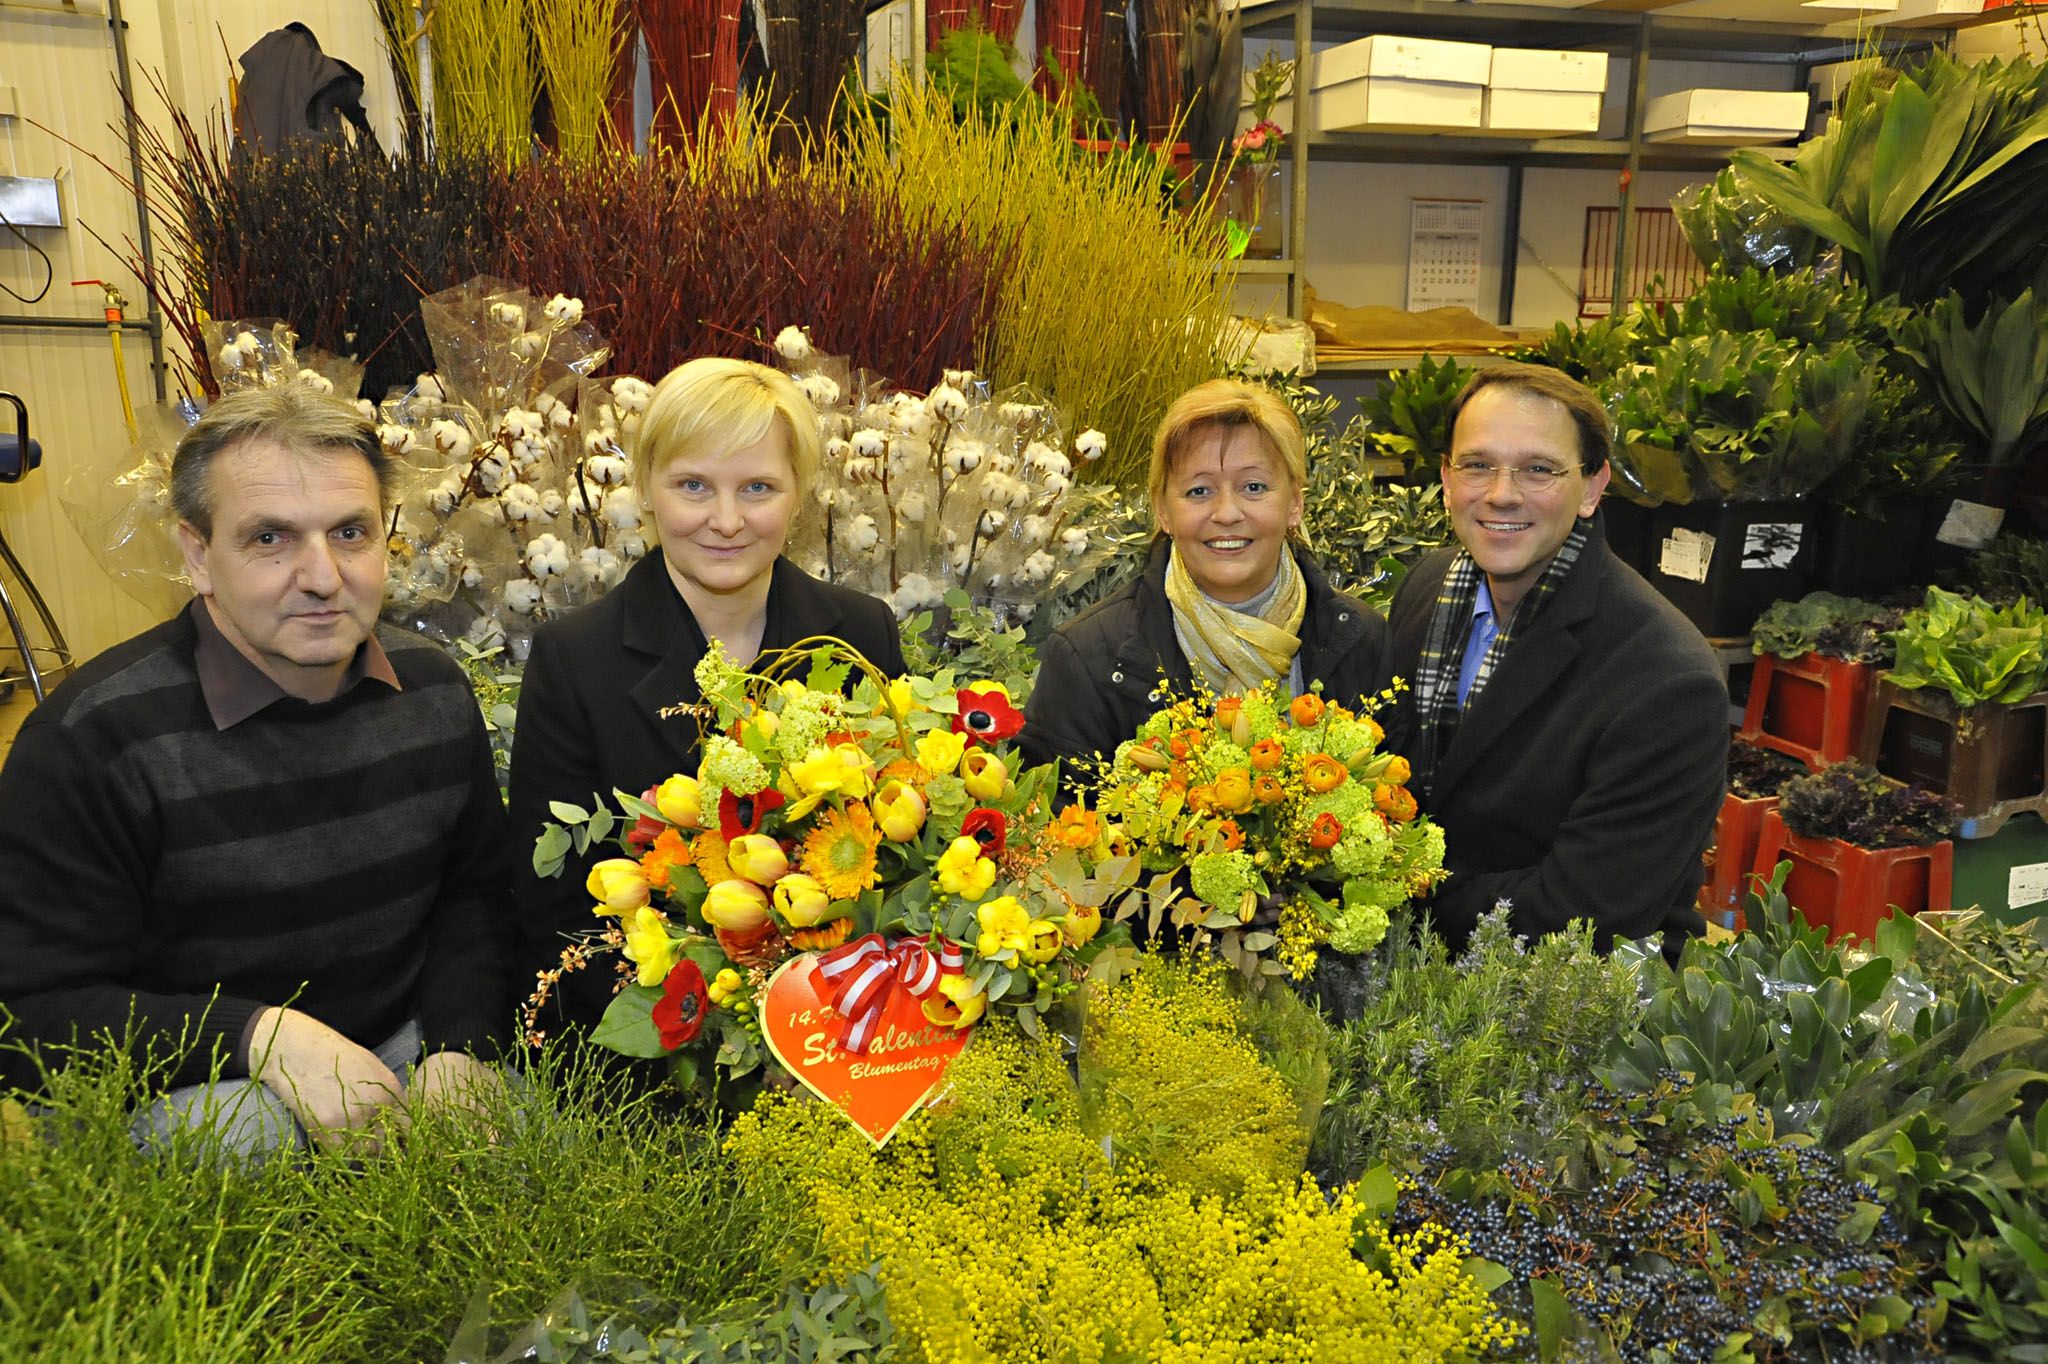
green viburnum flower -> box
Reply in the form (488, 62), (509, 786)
(1190, 849), (1260, 910)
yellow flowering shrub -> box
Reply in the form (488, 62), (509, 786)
(726, 963), (1522, 1362)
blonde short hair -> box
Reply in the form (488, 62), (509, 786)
(1145, 378), (1306, 517)
(633, 356), (821, 491)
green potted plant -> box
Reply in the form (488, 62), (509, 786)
(1863, 586), (2048, 836)
(1752, 761), (1958, 942)
(1704, 741), (1812, 930)
(1743, 592), (1907, 769)
(1360, 353), (1466, 482)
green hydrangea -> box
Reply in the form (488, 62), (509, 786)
(1197, 739), (1251, 781)
(692, 641), (752, 727)
(1189, 849), (1260, 910)
(771, 689), (840, 765)
(1322, 711), (1377, 763)
(698, 732), (770, 815)
(1329, 899), (1391, 954)
(1239, 688), (1283, 743)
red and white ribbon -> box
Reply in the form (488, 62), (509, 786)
(813, 933), (965, 1054)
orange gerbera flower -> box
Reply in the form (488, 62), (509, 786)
(1253, 774), (1287, 805)
(691, 831), (735, 885)
(801, 801), (882, 899)
(1302, 753), (1348, 793)
(1053, 805), (1103, 849)
(638, 826), (692, 892)
(1214, 819), (1245, 852)
(1249, 738), (1284, 771)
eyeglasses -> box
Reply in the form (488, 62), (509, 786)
(1444, 458), (1582, 494)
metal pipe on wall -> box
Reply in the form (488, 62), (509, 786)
(104, 0), (167, 403)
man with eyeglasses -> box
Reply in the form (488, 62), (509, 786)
(1377, 363), (1725, 957)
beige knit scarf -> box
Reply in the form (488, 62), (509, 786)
(1164, 544), (1307, 695)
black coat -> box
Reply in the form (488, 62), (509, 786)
(1378, 516), (1725, 952)
(508, 553), (906, 1029)
(1020, 539), (1388, 784)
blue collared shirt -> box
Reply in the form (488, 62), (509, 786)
(1456, 580), (1497, 709)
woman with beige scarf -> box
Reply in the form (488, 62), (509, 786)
(1020, 379), (1387, 795)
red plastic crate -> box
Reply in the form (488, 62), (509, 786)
(1700, 791), (1779, 932)
(1750, 809), (1953, 944)
(1739, 652), (1873, 770)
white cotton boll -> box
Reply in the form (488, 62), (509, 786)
(1020, 514), (1051, 546)
(886, 572), (944, 616)
(847, 514), (881, 552)
(379, 424), (418, 456)
(830, 489), (859, 516)
(471, 494), (506, 525)
(474, 451), (512, 495)
(1020, 550), (1056, 585)
(1023, 442), (1068, 478)
(795, 373), (841, 410)
(898, 491), (930, 525)
(538, 489), (566, 519)
(500, 483), (543, 523)
(1074, 429), (1107, 462)
(524, 533), (572, 579)
(824, 435), (852, 464)
(925, 384), (968, 423)
(996, 474), (1035, 510)
(490, 300), (526, 330)
(544, 294), (584, 328)
(547, 401), (574, 434)
(296, 368), (335, 394)
(842, 457), (878, 486)
(999, 401), (1044, 427)
(887, 442), (921, 480)
(233, 331), (262, 357)
(428, 475), (465, 516)
(503, 578), (544, 615)
(578, 545), (623, 589)
(850, 428), (887, 458)
(1060, 526), (1091, 557)
(774, 325), (814, 361)
(616, 531), (648, 560)
(603, 486), (642, 530)
(385, 580), (417, 609)
(430, 418), (473, 458)
(977, 509), (1008, 535)
(1042, 471), (1071, 497)
(582, 429), (618, 460)
(942, 368), (975, 390)
(886, 394), (934, 439)
(354, 399), (376, 422)
(461, 561), (485, 589)
(511, 330), (547, 361)
(986, 450), (1019, 478)
(510, 438), (547, 474)
(611, 377), (652, 414)
(502, 408), (543, 442)
(415, 373), (447, 403)
(217, 344), (245, 373)
(585, 453), (630, 486)
(943, 440), (985, 478)
(948, 544), (972, 574)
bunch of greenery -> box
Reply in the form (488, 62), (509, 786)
(1892, 287), (2048, 474)
(478, 1274), (899, 1363)
(1819, 363), (1964, 515)
(1969, 533), (2048, 606)
(725, 957), (1522, 1361)
(898, 588), (1042, 702)
(1728, 740), (1809, 801)
(1751, 591), (1903, 664)
(0, 1040), (796, 1364)
(1394, 1078), (1937, 1364)
(1360, 354), (1468, 477)
(1724, 51), (2048, 307)
(1671, 164), (1825, 278)
(1511, 313), (1640, 387)
(1310, 910), (1643, 1181)
(1777, 761), (1960, 849)
(1888, 585), (2048, 708)
(1636, 264), (1904, 352)
(454, 636), (521, 774)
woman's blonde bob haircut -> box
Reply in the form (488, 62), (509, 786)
(632, 356), (821, 491)
(1145, 378), (1306, 520)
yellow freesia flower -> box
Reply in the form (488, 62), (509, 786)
(936, 836), (997, 901)
(622, 906), (678, 986)
(887, 677), (917, 718)
(708, 967), (745, 1006)
(915, 729), (967, 777)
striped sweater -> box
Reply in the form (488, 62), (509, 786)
(0, 605), (513, 1089)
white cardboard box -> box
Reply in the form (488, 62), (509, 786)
(1644, 87), (1809, 143)
(1311, 35), (1491, 133)
(1483, 48), (1608, 135)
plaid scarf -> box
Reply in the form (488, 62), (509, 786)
(1411, 519), (1590, 801)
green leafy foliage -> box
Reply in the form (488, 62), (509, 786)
(486, 1272), (899, 1362)
(1970, 533), (2048, 608)
(1637, 264), (1905, 352)
(1893, 288), (2048, 469)
(1777, 761), (1960, 849)
(1888, 585), (2048, 708)
(1510, 313), (1640, 387)
(1751, 591), (1902, 663)
(898, 589), (1041, 701)
(1360, 353), (1469, 475)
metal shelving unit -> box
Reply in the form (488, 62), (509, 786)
(1238, 0), (1944, 324)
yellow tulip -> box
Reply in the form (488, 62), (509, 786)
(1061, 904), (1103, 947)
(922, 972), (987, 1029)
(622, 906), (677, 986)
(585, 859), (651, 913)
(916, 729), (967, 777)
(887, 677), (917, 718)
(1022, 919), (1065, 964)
(872, 780), (929, 842)
(655, 774), (702, 829)
(936, 836), (997, 901)
(701, 877), (772, 931)
(725, 833), (791, 885)
(960, 749), (1009, 801)
(772, 872), (834, 928)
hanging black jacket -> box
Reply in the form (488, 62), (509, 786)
(236, 23), (378, 155)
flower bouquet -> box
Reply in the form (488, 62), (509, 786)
(1087, 682), (1447, 983)
(530, 639), (1151, 1090)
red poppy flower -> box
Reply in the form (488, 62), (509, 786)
(961, 807), (1008, 858)
(625, 785), (667, 850)
(652, 959), (710, 1049)
(1308, 812), (1343, 850)
(953, 687), (1025, 744)
(718, 786), (786, 841)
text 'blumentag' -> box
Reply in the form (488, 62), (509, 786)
(759, 955), (971, 1147)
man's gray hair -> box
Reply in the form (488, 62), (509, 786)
(170, 386), (390, 538)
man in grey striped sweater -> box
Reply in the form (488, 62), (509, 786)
(0, 386), (514, 1156)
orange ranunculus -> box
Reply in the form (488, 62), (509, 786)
(1214, 819), (1245, 852)
(1212, 767), (1254, 813)
(1249, 737), (1284, 771)
(1375, 784), (1419, 822)
(1216, 694), (1243, 725)
(1186, 784), (1217, 815)
(1168, 729), (1200, 761)
(1308, 811), (1343, 850)
(1053, 805), (1102, 849)
(1363, 715), (1385, 744)
(1302, 753), (1348, 793)
(1252, 774), (1286, 805)
(1289, 693), (1325, 727)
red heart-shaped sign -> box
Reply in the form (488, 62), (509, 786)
(759, 954), (973, 1146)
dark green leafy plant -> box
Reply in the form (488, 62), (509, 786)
(1637, 265), (1904, 352)
(1778, 761), (1960, 849)
(474, 1272), (899, 1362)
(1361, 354), (1468, 476)
(1888, 585), (2048, 708)
(1729, 740), (1808, 801)
(1510, 313), (1640, 387)
(1969, 533), (2048, 606)
(1891, 288), (2048, 472)
(1751, 591), (1901, 664)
